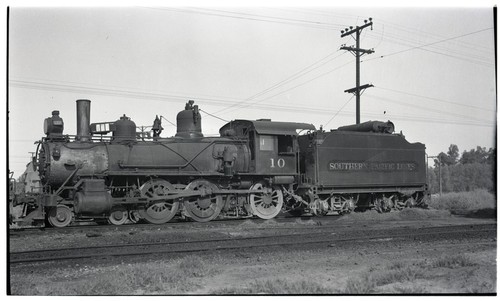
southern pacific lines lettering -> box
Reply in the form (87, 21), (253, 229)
(328, 161), (417, 172)
(329, 162), (368, 170)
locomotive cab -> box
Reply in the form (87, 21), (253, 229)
(220, 120), (315, 177)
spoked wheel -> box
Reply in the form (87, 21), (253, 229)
(249, 182), (283, 219)
(341, 197), (356, 214)
(47, 205), (73, 228)
(128, 210), (142, 224)
(405, 197), (416, 208)
(183, 180), (223, 222)
(139, 179), (179, 224)
(108, 207), (129, 225)
(383, 196), (394, 211)
(310, 197), (329, 217)
(373, 198), (384, 213)
(374, 197), (392, 213)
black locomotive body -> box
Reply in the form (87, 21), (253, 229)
(10, 99), (428, 228)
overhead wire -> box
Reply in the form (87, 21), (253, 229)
(148, 7), (356, 115)
(221, 29), (494, 115)
(374, 17), (494, 53)
(366, 94), (493, 124)
(141, 7), (343, 31)
(324, 95), (355, 127)
(376, 86), (496, 112)
(9, 10), (495, 129)
(138, 7), (494, 114)
(10, 75), (495, 128)
(362, 27), (494, 67)
(273, 7), (363, 22)
(287, 7), (492, 54)
(367, 37), (493, 66)
(220, 59), (355, 115)
(9, 79), (241, 107)
(366, 28), (493, 54)
(8, 9), (497, 175)
(9, 78), (349, 115)
(10, 76), (241, 103)
(214, 51), (348, 114)
(272, 7), (493, 63)
(189, 7), (346, 28)
(364, 32), (493, 64)
(149, 7), (490, 64)
(199, 109), (229, 123)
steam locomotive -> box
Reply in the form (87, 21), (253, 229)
(10, 99), (428, 227)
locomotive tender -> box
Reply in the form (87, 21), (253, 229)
(11, 99), (428, 227)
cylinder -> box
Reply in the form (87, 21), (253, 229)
(73, 179), (112, 215)
(74, 191), (112, 215)
(76, 99), (91, 141)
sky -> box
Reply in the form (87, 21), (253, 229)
(6, 4), (497, 177)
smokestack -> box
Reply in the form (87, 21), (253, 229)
(76, 99), (91, 141)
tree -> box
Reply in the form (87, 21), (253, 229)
(430, 145), (495, 193)
(460, 146), (489, 164)
(486, 147), (496, 165)
(434, 144), (460, 167)
(447, 144), (459, 164)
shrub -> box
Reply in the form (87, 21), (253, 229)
(342, 255), (484, 294)
(343, 274), (377, 294)
(19, 256), (216, 295)
(428, 189), (496, 211)
(213, 279), (333, 294)
(431, 254), (477, 268)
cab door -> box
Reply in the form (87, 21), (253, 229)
(255, 134), (297, 174)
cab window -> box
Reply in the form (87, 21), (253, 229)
(278, 135), (294, 154)
(259, 135), (275, 151)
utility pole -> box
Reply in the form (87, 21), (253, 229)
(428, 155), (442, 196)
(340, 18), (374, 124)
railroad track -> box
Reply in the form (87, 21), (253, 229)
(9, 214), (325, 231)
(8, 214), (343, 236)
(10, 223), (496, 264)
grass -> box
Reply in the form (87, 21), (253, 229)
(343, 265), (425, 294)
(343, 274), (377, 294)
(428, 189), (496, 211)
(212, 254), (491, 295)
(430, 254), (477, 268)
(212, 278), (334, 294)
(10, 255), (216, 295)
(393, 285), (429, 294)
(11, 251), (495, 295)
(342, 254), (490, 294)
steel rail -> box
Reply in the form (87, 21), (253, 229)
(9, 224), (496, 264)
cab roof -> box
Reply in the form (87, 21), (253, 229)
(219, 119), (316, 137)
